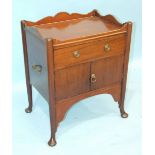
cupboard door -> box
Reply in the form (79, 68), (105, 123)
(91, 55), (124, 90)
(55, 63), (90, 101)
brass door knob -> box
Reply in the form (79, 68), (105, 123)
(104, 43), (111, 52)
(91, 74), (96, 83)
(32, 65), (42, 73)
(73, 51), (80, 58)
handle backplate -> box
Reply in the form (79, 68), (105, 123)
(104, 43), (111, 52)
(73, 51), (80, 58)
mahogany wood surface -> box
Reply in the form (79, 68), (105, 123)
(46, 39), (57, 146)
(56, 83), (121, 124)
(55, 63), (90, 101)
(119, 22), (132, 118)
(32, 16), (121, 41)
(91, 55), (124, 90)
(54, 33), (126, 70)
(21, 10), (132, 146)
(21, 21), (33, 113)
(25, 30), (49, 101)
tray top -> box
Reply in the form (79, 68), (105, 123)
(30, 16), (122, 42)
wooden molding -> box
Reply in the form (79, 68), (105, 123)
(22, 10), (123, 27)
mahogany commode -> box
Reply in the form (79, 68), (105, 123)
(21, 10), (132, 146)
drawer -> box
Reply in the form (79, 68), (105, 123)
(54, 34), (126, 70)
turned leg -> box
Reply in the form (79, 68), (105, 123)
(25, 83), (33, 113)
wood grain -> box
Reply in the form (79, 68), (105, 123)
(21, 21), (33, 112)
(56, 83), (121, 123)
(55, 63), (90, 100)
(119, 22), (132, 115)
(46, 39), (57, 146)
(33, 16), (121, 41)
(23, 10), (126, 46)
(25, 30), (49, 101)
(91, 55), (124, 90)
(54, 34), (126, 70)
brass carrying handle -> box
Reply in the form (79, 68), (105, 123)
(104, 43), (111, 52)
(91, 74), (96, 83)
(73, 51), (80, 58)
(32, 65), (42, 73)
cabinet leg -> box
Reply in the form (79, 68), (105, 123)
(119, 102), (128, 118)
(21, 21), (33, 114)
(48, 123), (57, 147)
(118, 22), (132, 119)
(25, 83), (33, 113)
(47, 39), (57, 147)
(48, 102), (57, 147)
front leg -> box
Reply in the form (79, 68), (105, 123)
(48, 101), (57, 146)
(119, 81), (128, 119)
(119, 101), (128, 118)
(47, 38), (57, 146)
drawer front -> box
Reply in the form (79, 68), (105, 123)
(54, 34), (126, 70)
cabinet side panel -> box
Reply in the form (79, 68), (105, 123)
(25, 30), (49, 102)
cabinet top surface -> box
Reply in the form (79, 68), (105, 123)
(23, 10), (127, 45)
(32, 16), (121, 42)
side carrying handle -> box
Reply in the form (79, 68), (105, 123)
(32, 65), (42, 73)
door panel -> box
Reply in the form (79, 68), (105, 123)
(55, 63), (90, 101)
(91, 55), (124, 90)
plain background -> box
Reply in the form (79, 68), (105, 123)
(12, 0), (142, 155)
(3, 1), (155, 155)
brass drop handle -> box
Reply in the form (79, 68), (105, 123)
(73, 51), (80, 58)
(32, 65), (42, 73)
(91, 74), (96, 83)
(104, 43), (111, 52)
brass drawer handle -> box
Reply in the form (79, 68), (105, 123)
(32, 65), (42, 73)
(91, 74), (96, 83)
(104, 43), (111, 52)
(73, 51), (80, 58)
